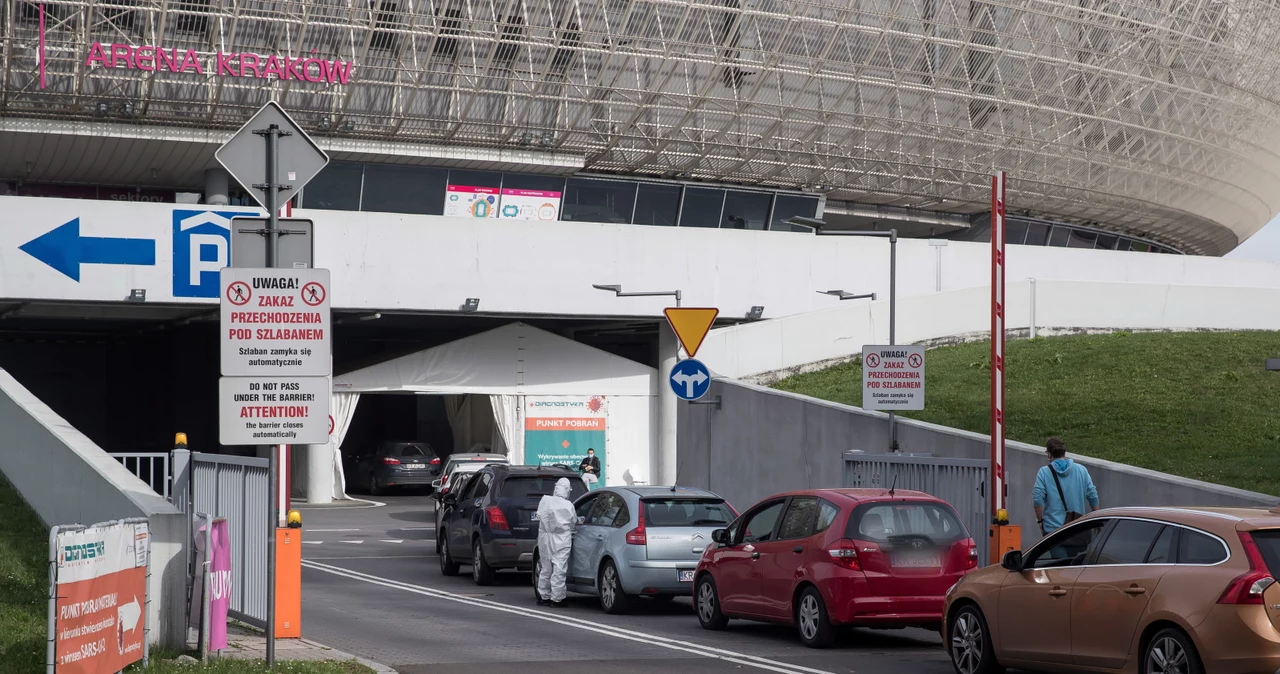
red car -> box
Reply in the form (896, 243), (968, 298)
(694, 488), (978, 648)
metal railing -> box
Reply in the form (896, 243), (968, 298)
(114, 452), (171, 499)
(843, 451), (991, 566)
(189, 452), (270, 627)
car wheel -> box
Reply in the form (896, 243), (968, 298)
(438, 535), (460, 576)
(368, 474), (382, 497)
(598, 560), (633, 614)
(1143, 628), (1203, 674)
(533, 554), (545, 602)
(472, 540), (496, 586)
(796, 586), (835, 648)
(695, 575), (729, 630)
(948, 604), (1002, 674)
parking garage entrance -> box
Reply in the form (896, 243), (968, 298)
(304, 322), (658, 502)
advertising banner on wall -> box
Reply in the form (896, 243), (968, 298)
(53, 521), (149, 674)
(499, 189), (561, 221)
(444, 185), (500, 218)
(525, 396), (607, 486)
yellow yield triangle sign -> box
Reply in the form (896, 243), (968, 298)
(664, 307), (719, 358)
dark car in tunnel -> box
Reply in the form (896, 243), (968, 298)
(346, 441), (441, 496)
(438, 465), (587, 585)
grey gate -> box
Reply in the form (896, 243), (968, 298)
(188, 452), (271, 626)
(843, 451), (991, 566)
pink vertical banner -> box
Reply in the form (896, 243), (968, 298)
(209, 519), (232, 651)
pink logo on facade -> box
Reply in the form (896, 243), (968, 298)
(84, 42), (355, 84)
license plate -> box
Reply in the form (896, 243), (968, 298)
(892, 554), (940, 568)
(405, 464), (423, 469)
(678, 570), (695, 582)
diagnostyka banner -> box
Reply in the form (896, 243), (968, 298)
(524, 396), (608, 486)
(209, 519), (231, 651)
(53, 521), (149, 674)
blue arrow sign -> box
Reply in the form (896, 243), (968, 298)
(670, 358), (712, 401)
(19, 218), (156, 281)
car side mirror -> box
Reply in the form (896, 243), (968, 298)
(1001, 550), (1023, 571)
(431, 479), (442, 489)
(711, 529), (729, 545)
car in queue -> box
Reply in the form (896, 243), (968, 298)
(943, 506), (1280, 674)
(438, 465), (587, 585)
(695, 488), (978, 648)
(533, 486), (737, 613)
(345, 441), (441, 496)
(431, 454), (510, 540)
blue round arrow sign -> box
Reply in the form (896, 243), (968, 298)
(669, 358), (712, 401)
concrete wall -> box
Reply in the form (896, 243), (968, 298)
(0, 369), (186, 648)
(700, 280), (1280, 380)
(3, 195), (1280, 321)
(677, 378), (1277, 551)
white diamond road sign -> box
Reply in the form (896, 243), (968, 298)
(219, 376), (330, 445)
(215, 101), (329, 211)
(220, 267), (331, 377)
(862, 344), (925, 411)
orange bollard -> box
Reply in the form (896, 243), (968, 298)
(275, 528), (301, 638)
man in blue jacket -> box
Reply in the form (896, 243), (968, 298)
(1033, 437), (1100, 535)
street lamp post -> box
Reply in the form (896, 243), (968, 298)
(793, 219), (900, 451)
(592, 284), (684, 485)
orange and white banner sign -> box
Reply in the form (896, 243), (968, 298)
(54, 522), (149, 674)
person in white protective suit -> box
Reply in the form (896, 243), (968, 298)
(536, 477), (576, 607)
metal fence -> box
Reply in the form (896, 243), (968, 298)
(843, 451), (992, 566)
(189, 452), (270, 627)
(114, 452), (171, 499)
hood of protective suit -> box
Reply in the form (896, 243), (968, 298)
(1051, 458), (1074, 476)
(553, 477), (572, 499)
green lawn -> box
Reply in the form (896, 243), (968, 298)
(0, 476), (369, 674)
(773, 331), (1280, 495)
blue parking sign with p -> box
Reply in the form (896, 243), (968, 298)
(172, 210), (246, 298)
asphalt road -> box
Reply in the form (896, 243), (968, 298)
(298, 494), (958, 674)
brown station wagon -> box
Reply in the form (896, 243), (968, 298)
(943, 506), (1280, 674)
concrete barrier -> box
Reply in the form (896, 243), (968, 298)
(0, 368), (186, 648)
(677, 378), (1277, 551)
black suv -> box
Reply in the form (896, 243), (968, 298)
(438, 465), (587, 585)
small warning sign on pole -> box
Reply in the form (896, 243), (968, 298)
(862, 345), (925, 411)
(219, 376), (330, 445)
(220, 268), (332, 377)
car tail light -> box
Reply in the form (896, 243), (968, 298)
(828, 539), (862, 571)
(1218, 532), (1275, 605)
(430, 458), (441, 465)
(626, 507), (647, 545)
(486, 506), (510, 531)
(382, 457), (401, 465)
(965, 539), (979, 570)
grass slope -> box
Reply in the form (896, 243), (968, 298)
(773, 331), (1280, 495)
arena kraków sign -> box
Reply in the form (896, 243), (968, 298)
(85, 42), (355, 84)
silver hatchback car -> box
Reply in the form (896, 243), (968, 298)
(534, 486), (736, 613)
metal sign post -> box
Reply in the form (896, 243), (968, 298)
(216, 101), (330, 669)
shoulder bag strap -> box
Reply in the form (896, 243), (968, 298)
(1050, 468), (1069, 509)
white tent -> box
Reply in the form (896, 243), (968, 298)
(313, 322), (658, 500)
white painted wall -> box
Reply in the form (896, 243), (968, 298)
(699, 280), (1280, 380)
(2, 195), (1280, 321)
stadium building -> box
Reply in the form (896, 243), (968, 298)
(1, 0), (1279, 503)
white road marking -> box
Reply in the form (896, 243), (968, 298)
(302, 560), (836, 674)
(338, 540), (364, 545)
(308, 528), (362, 532)
(304, 555), (426, 560)
(303, 541), (324, 545)
(379, 539), (405, 544)
(393, 527), (435, 531)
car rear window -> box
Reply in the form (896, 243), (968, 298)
(501, 476), (587, 500)
(1253, 531), (1280, 572)
(388, 444), (434, 458)
(642, 499), (734, 527)
(846, 502), (967, 544)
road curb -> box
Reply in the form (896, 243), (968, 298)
(299, 638), (399, 673)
